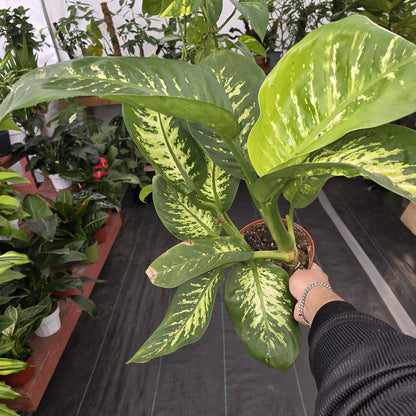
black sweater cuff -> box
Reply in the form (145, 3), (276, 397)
(308, 300), (356, 344)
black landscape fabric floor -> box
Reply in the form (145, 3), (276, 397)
(27, 177), (416, 416)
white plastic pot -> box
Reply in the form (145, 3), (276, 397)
(49, 174), (72, 190)
(35, 305), (61, 337)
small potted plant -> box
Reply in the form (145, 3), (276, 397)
(11, 113), (98, 190)
(0, 168), (29, 241)
(1, 15), (416, 370)
(1, 193), (100, 326)
(0, 299), (50, 386)
(0, 355), (30, 414)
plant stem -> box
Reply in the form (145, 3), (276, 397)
(220, 211), (241, 237)
(250, 191), (297, 263)
(253, 250), (295, 263)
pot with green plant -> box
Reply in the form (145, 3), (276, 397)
(2, 194), (100, 322)
(44, 189), (110, 264)
(0, 298), (50, 386)
(1, 15), (416, 370)
(0, 354), (30, 415)
(11, 112), (99, 191)
(0, 168), (29, 242)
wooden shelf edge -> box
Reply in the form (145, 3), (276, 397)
(1, 213), (122, 412)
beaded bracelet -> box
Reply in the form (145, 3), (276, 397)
(298, 282), (333, 326)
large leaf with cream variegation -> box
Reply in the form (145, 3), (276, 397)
(191, 159), (240, 212)
(0, 56), (239, 141)
(189, 51), (265, 179)
(248, 14), (416, 176)
(146, 236), (253, 288)
(252, 125), (416, 208)
(153, 175), (222, 240)
(122, 106), (207, 194)
(225, 260), (300, 370)
(128, 268), (223, 363)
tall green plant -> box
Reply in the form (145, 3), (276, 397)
(145, 0), (270, 63)
(0, 15), (416, 370)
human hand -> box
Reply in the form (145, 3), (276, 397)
(289, 263), (343, 325)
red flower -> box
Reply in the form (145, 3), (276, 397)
(93, 171), (108, 180)
(93, 157), (108, 169)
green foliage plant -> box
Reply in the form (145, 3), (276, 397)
(145, 0), (270, 63)
(1, 16), (416, 370)
(0, 354), (29, 415)
(333, 0), (416, 43)
(0, 299), (50, 361)
(0, 168), (28, 241)
(1, 193), (98, 318)
(0, 6), (46, 133)
(12, 111), (98, 177)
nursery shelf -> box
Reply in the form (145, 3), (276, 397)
(1, 213), (122, 412)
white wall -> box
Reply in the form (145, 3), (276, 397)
(2, 0), (245, 61)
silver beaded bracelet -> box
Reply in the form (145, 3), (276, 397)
(298, 282), (333, 326)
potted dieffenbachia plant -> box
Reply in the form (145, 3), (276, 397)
(1, 16), (416, 370)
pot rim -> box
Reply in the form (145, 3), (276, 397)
(240, 218), (315, 269)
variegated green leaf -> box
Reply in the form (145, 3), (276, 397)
(159, 0), (203, 17)
(147, 236), (253, 288)
(225, 260), (301, 370)
(0, 196), (21, 211)
(0, 252), (31, 273)
(0, 57), (239, 141)
(0, 403), (20, 416)
(128, 268), (224, 363)
(188, 123), (244, 178)
(123, 106), (207, 193)
(190, 51), (265, 178)
(248, 15), (416, 176)
(191, 159), (240, 212)
(0, 381), (21, 400)
(153, 175), (221, 240)
(0, 357), (28, 376)
(252, 125), (416, 208)
(229, 0), (269, 41)
(83, 211), (109, 235)
(0, 169), (28, 184)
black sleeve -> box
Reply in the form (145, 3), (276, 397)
(308, 301), (416, 415)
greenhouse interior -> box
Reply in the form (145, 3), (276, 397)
(0, 1), (416, 415)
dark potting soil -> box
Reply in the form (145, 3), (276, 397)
(243, 222), (310, 276)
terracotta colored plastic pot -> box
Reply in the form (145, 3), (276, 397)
(2, 355), (35, 387)
(240, 219), (315, 269)
(96, 226), (107, 244)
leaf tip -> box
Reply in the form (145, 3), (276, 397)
(146, 267), (158, 283)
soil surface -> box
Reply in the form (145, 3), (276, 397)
(243, 222), (311, 276)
